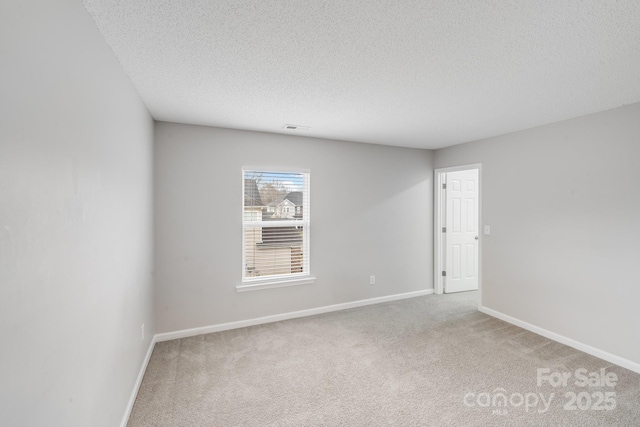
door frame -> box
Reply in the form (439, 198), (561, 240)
(434, 164), (483, 303)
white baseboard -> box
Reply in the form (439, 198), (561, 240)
(120, 337), (156, 427)
(479, 306), (640, 375)
(155, 289), (434, 343)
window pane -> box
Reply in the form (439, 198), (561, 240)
(244, 225), (306, 278)
(244, 171), (305, 221)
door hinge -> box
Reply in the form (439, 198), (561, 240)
(442, 183), (446, 190)
(442, 271), (446, 277)
(442, 227), (446, 233)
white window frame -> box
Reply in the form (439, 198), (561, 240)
(238, 168), (315, 292)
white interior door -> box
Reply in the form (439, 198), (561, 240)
(444, 169), (479, 293)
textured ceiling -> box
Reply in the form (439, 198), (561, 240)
(82, 0), (640, 149)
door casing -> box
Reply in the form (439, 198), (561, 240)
(434, 164), (483, 305)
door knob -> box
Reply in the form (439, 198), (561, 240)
(475, 236), (479, 240)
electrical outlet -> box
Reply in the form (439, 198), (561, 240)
(369, 275), (375, 285)
(141, 324), (145, 341)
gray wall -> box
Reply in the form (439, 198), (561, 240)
(154, 123), (433, 333)
(0, 1), (154, 426)
(434, 103), (640, 366)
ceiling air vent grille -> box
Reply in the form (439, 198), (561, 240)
(283, 124), (310, 131)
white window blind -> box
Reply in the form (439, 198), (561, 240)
(242, 170), (310, 284)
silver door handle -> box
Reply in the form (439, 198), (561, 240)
(475, 236), (479, 240)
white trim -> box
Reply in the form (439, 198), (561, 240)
(480, 306), (640, 375)
(244, 219), (306, 228)
(236, 275), (316, 292)
(242, 166), (311, 174)
(120, 337), (156, 427)
(155, 289), (434, 342)
(433, 171), (445, 295)
(433, 163), (483, 307)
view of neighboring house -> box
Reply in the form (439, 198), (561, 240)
(244, 178), (264, 221)
(266, 191), (303, 219)
(244, 182), (304, 278)
(267, 198), (296, 219)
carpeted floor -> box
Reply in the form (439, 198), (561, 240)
(128, 291), (640, 426)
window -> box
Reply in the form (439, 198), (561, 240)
(240, 170), (313, 291)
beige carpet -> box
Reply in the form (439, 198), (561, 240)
(128, 292), (640, 426)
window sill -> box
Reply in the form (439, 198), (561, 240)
(236, 276), (316, 292)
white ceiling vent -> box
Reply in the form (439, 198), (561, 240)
(283, 124), (310, 131)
